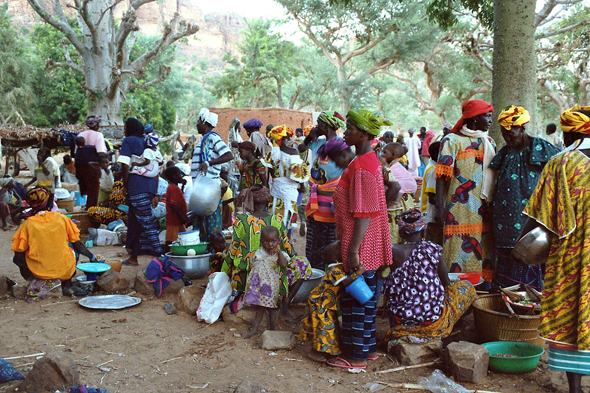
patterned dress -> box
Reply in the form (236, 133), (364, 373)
(299, 263), (347, 355)
(244, 248), (287, 308)
(524, 150), (590, 353)
(384, 241), (445, 327)
(220, 213), (312, 297)
(87, 181), (128, 224)
(490, 137), (558, 289)
(239, 159), (266, 189)
(435, 134), (495, 277)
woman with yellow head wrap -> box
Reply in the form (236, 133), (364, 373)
(518, 104), (590, 392)
(490, 105), (559, 291)
(267, 125), (294, 147)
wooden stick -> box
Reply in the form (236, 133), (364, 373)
(375, 381), (501, 393)
(374, 360), (441, 374)
(96, 359), (113, 368)
(3, 352), (45, 360)
(161, 356), (182, 364)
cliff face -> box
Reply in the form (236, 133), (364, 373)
(1, 0), (245, 60)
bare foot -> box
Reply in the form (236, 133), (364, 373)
(242, 328), (259, 339)
(307, 349), (328, 363)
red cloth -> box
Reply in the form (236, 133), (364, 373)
(451, 100), (494, 134)
(165, 183), (187, 226)
(333, 151), (392, 272)
(421, 130), (435, 156)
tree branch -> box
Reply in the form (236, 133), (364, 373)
(290, 11), (341, 69)
(129, 65), (171, 90)
(366, 58), (396, 75)
(535, 0), (558, 27)
(27, 0), (85, 54)
(535, 20), (588, 39)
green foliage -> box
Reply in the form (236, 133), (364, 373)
(426, 0), (493, 30)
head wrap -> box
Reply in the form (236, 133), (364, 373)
(318, 111), (346, 130)
(252, 186), (271, 204)
(498, 105), (530, 130)
(85, 116), (102, 129)
(303, 125), (314, 136)
(144, 124), (154, 134)
(26, 187), (50, 211)
(395, 208), (428, 236)
(145, 132), (160, 148)
(0, 175), (12, 187)
(238, 141), (256, 151)
(316, 137), (348, 161)
(243, 118), (263, 130)
(237, 185), (272, 213)
(346, 109), (392, 136)
(267, 125), (294, 146)
(198, 108), (218, 127)
(451, 100), (494, 134)
(381, 131), (394, 141)
(125, 117), (144, 137)
(560, 105), (590, 134)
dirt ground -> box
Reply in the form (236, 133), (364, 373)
(0, 212), (588, 393)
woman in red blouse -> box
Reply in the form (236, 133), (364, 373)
(328, 109), (393, 370)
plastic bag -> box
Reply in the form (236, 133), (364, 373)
(189, 173), (222, 216)
(418, 369), (470, 393)
(196, 272), (232, 324)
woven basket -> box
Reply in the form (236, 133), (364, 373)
(56, 199), (75, 212)
(472, 294), (544, 347)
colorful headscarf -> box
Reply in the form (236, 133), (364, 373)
(26, 187), (50, 211)
(318, 111), (346, 130)
(198, 108), (218, 127)
(303, 125), (314, 136)
(451, 100), (494, 134)
(243, 118), (263, 130)
(145, 132), (159, 148)
(346, 109), (392, 136)
(498, 105), (530, 130)
(381, 131), (394, 141)
(238, 141), (256, 151)
(395, 208), (428, 236)
(316, 137), (348, 161)
(267, 125), (294, 146)
(144, 124), (154, 134)
(85, 116), (102, 129)
(560, 105), (590, 134)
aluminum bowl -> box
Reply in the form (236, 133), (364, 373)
(291, 268), (326, 304)
(512, 226), (554, 265)
(165, 252), (211, 279)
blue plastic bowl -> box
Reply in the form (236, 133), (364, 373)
(345, 275), (374, 305)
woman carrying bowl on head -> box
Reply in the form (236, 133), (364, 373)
(519, 105), (590, 393)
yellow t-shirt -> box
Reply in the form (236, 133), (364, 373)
(11, 211), (80, 280)
(222, 188), (234, 211)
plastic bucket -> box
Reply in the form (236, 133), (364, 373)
(177, 230), (201, 245)
(345, 275), (374, 305)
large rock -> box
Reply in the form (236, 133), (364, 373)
(133, 271), (184, 296)
(0, 275), (7, 296)
(12, 283), (26, 299)
(389, 341), (442, 366)
(234, 378), (268, 393)
(18, 354), (79, 393)
(221, 306), (268, 325)
(97, 270), (129, 292)
(259, 330), (295, 351)
(175, 285), (206, 314)
(446, 341), (489, 383)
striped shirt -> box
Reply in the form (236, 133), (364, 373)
(191, 132), (231, 180)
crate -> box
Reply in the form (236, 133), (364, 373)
(68, 212), (100, 234)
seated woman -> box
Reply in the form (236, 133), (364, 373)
(221, 185), (312, 317)
(87, 167), (128, 225)
(382, 208), (477, 345)
(0, 175), (23, 230)
(11, 187), (98, 301)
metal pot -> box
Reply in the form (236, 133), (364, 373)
(512, 226), (554, 265)
(165, 252), (211, 279)
(290, 268), (326, 304)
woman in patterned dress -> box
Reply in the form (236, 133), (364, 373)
(435, 100), (496, 283)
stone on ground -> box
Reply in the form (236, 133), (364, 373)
(164, 302), (177, 315)
(175, 285), (206, 314)
(97, 269), (129, 292)
(389, 340), (442, 365)
(446, 341), (489, 383)
(133, 271), (184, 296)
(18, 354), (79, 393)
(12, 283), (26, 299)
(221, 306), (268, 325)
(259, 330), (295, 351)
(234, 378), (268, 393)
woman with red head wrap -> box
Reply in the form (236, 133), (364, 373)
(434, 99), (496, 284)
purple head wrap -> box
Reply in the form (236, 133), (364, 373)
(395, 208), (428, 236)
(316, 137), (349, 161)
(243, 119), (263, 130)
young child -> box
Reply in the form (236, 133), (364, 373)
(420, 141), (443, 245)
(243, 225), (288, 338)
(163, 166), (188, 251)
(130, 132), (164, 177)
(238, 141), (268, 191)
(299, 240), (366, 362)
(208, 231), (228, 274)
(0, 176), (22, 230)
(98, 154), (114, 205)
(220, 179), (234, 230)
(60, 155), (77, 184)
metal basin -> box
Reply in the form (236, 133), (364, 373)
(512, 226), (554, 265)
(291, 268), (326, 304)
(165, 252), (211, 279)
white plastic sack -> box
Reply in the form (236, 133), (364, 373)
(189, 173), (222, 216)
(196, 272), (232, 324)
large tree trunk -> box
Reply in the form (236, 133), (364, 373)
(491, 0), (537, 142)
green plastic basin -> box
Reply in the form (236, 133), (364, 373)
(482, 341), (544, 374)
(170, 242), (209, 256)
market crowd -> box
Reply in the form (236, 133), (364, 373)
(7, 100), (590, 393)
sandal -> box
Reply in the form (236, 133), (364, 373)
(122, 260), (139, 266)
(368, 354), (379, 360)
(327, 357), (366, 370)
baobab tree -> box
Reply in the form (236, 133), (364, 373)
(27, 0), (199, 126)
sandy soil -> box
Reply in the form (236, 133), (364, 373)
(0, 218), (587, 393)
